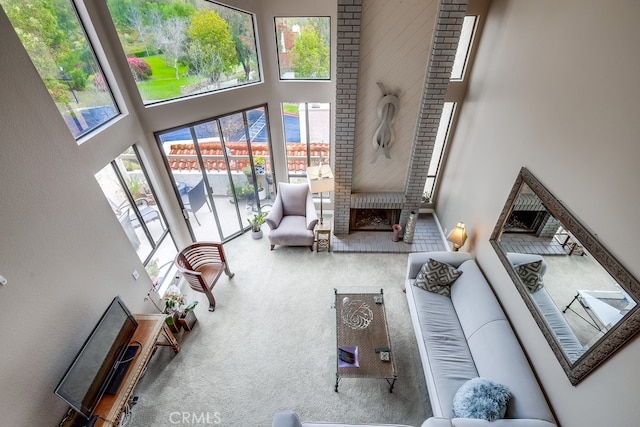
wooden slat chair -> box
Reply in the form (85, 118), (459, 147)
(174, 242), (234, 312)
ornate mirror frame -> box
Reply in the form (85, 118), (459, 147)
(490, 167), (640, 385)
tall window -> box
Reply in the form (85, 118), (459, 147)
(275, 17), (330, 80)
(424, 8), (485, 204)
(1, 0), (119, 139)
(282, 103), (331, 183)
(96, 146), (178, 294)
(106, 0), (260, 105)
(450, 16), (477, 80)
(423, 102), (456, 201)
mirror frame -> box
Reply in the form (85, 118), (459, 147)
(490, 167), (640, 385)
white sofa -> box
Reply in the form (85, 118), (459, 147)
(405, 252), (557, 427)
(506, 253), (585, 361)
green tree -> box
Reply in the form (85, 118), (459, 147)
(0, 0), (71, 102)
(290, 25), (330, 79)
(218, 8), (256, 82)
(187, 9), (237, 85)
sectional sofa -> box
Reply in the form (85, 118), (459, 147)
(405, 251), (557, 426)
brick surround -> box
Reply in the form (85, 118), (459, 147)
(333, 0), (468, 235)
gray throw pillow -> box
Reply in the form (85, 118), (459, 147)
(453, 377), (511, 421)
(515, 260), (543, 292)
(414, 258), (463, 297)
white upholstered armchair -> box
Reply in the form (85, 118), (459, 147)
(265, 183), (318, 250)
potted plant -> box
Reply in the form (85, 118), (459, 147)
(127, 176), (155, 204)
(247, 212), (267, 239)
(254, 156), (266, 175)
(227, 182), (249, 203)
(176, 300), (199, 331)
(163, 289), (184, 333)
(162, 285), (199, 333)
(258, 185), (267, 200)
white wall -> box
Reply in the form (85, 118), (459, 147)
(436, 1), (640, 425)
(351, 0), (435, 193)
(0, 8), (154, 426)
(0, 1), (336, 425)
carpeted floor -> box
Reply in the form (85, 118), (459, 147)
(130, 231), (431, 426)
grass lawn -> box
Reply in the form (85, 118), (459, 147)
(137, 55), (205, 101)
(282, 103), (299, 115)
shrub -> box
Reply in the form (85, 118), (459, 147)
(128, 57), (152, 81)
(92, 73), (107, 91)
(68, 68), (89, 91)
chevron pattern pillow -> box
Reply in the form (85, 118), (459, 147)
(414, 258), (463, 296)
(515, 260), (543, 292)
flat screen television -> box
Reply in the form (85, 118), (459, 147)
(55, 296), (138, 420)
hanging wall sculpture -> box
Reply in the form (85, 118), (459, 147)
(372, 82), (400, 161)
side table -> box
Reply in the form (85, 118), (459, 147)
(315, 222), (332, 252)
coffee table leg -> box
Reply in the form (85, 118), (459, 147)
(335, 373), (340, 392)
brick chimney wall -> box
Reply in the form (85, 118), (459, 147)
(333, 0), (468, 235)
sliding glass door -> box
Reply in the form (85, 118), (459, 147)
(96, 146), (178, 294)
(156, 105), (274, 242)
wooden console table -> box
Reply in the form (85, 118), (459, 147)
(60, 314), (180, 427)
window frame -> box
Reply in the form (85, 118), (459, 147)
(105, 0), (262, 106)
(425, 0), (489, 206)
(0, 0), (121, 140)
(274, 16), (332, 81)
(281, 102), (332, 183)
(97, 145), (178, 294)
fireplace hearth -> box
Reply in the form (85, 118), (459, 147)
(505, 210), (560, 238)
(350, 208), (400, 232)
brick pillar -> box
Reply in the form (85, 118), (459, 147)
(334, 0), (362, 234)
(401, 0), (468, 225)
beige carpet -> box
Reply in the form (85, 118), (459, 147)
(130, 231), (431, 426)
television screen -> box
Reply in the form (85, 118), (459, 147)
(55, 296), (138, 419)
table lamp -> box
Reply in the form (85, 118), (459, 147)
(306, 164), (334, 225)
(447, 222), (467, 251)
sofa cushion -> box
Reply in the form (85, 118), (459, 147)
(466, 321), (554, 422)
(514, 261), (544, 292)
(268, 216), (315, 246)
(280, 183), (311, 216)
(530, 288), (585, 360)
(450, 261), (507, 341)
(407, 252), (473, 280)
(410, 281), (478, 417)
(273, 411), (303, 427)
(421, 418), (558, 427)
(452, 378), (510, 421)
(415, 259), (463, 296)
(507, 253), (547, 277)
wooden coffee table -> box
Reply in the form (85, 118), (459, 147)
(334, 289), (397, 392)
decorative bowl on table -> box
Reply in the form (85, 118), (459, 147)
(341, 299), (373, 330)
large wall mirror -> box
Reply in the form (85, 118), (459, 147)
(490, 167), (640, 385)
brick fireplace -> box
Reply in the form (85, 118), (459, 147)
(350, 209), (401, 231)
(348, 192), (404, 232)
(332, 0), (468, 235)
(507, 193), (561, 238)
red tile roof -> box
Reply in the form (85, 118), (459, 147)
(167, 141), (330, 173)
